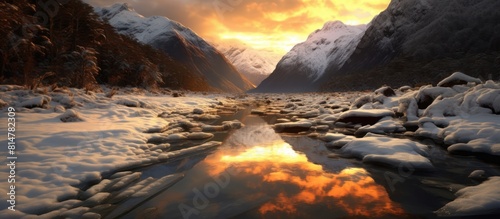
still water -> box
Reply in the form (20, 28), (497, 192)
(124, 115), (414, 218)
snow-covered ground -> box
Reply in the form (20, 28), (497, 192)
(0, 86), (252, 218)
(0, 72), (499, 218)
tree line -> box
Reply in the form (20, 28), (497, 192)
(0, 0), (211, 91)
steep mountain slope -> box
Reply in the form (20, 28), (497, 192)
(323, 0), (500, 91)
(95, 3), (254, 93)
(0, 0), (211, 91)
(255, 21), (366, 92)
(213, 40), (281, 86)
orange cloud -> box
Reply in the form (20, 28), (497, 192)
(85, 0), (390, 54)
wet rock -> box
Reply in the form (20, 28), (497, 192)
(276, 118), (291, 123)
(222, 120), (243, 129)
(403, 121), (420, 132)
(300, 109), (320, 118)
(280, 109), (293, 114)
(336, 109), (394, 126)
(274, 121), (312, 133)
(202, 125), (227, 132)
(468, 170), (487, 180)
(284, 103), (296, 109)
(375, 86), (396, 97)
(193, 114), (221, 121)
(186, 132), (214, 140)
(319, 133), (346, 142)
(327, 153), (341, 158)
(192, 108), (204, 114)
(311, 125), (329, 132)
(251, 109), (265, 115)
(325, 139), (353, 149)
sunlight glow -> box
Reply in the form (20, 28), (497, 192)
(220, 33), (303, 53)
(207, 138), (405, 217)
(207, 0), (391, 53)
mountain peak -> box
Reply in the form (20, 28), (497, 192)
(322, 21), (347, 31)
(96, 3), (138, 20)
(94, 4), (255, 92)
(112, 3), (134, 12)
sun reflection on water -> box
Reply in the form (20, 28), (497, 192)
(205, 124), (405, 217)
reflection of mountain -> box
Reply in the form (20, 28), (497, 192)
(212, 41), (281, 86)
(95, 4), (254, 92)
(222, 122), (281, 148)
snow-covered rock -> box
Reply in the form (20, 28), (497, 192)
(355, 116), (406, 136)
(59, 109), (84, 122)
(340, 134), (433, 170)
(18, 95), (51, 108)
(436, 177), (500, 217)
(437, 72), (482, 87)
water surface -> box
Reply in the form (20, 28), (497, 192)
(124, 115), (411, 218)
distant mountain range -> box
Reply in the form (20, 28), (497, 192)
(256, 21), (366, 92)
(256, 0), (500, 92)
(95, 3), (254, 93)
(212, 40), (281, 86)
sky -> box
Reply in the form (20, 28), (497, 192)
(84, 0), (391, 54)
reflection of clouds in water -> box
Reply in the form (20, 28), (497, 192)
(259, 168), (404, 217)
(207, 125), (406, 217)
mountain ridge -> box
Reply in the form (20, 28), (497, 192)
(322, 0), (500, 91)
(212, 40), (281, 86)
(255, 21), (366, 92)
(95, 3), (255, 93)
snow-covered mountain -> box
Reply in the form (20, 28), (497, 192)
(212, 41), (281, 86)
(95, 3), (254, 93)
(256, 0), (500, 92)
(322, 0), (500, 91)
(255, 21), (366, 92)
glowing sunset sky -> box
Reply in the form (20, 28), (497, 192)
(85, 0), (390, 53)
